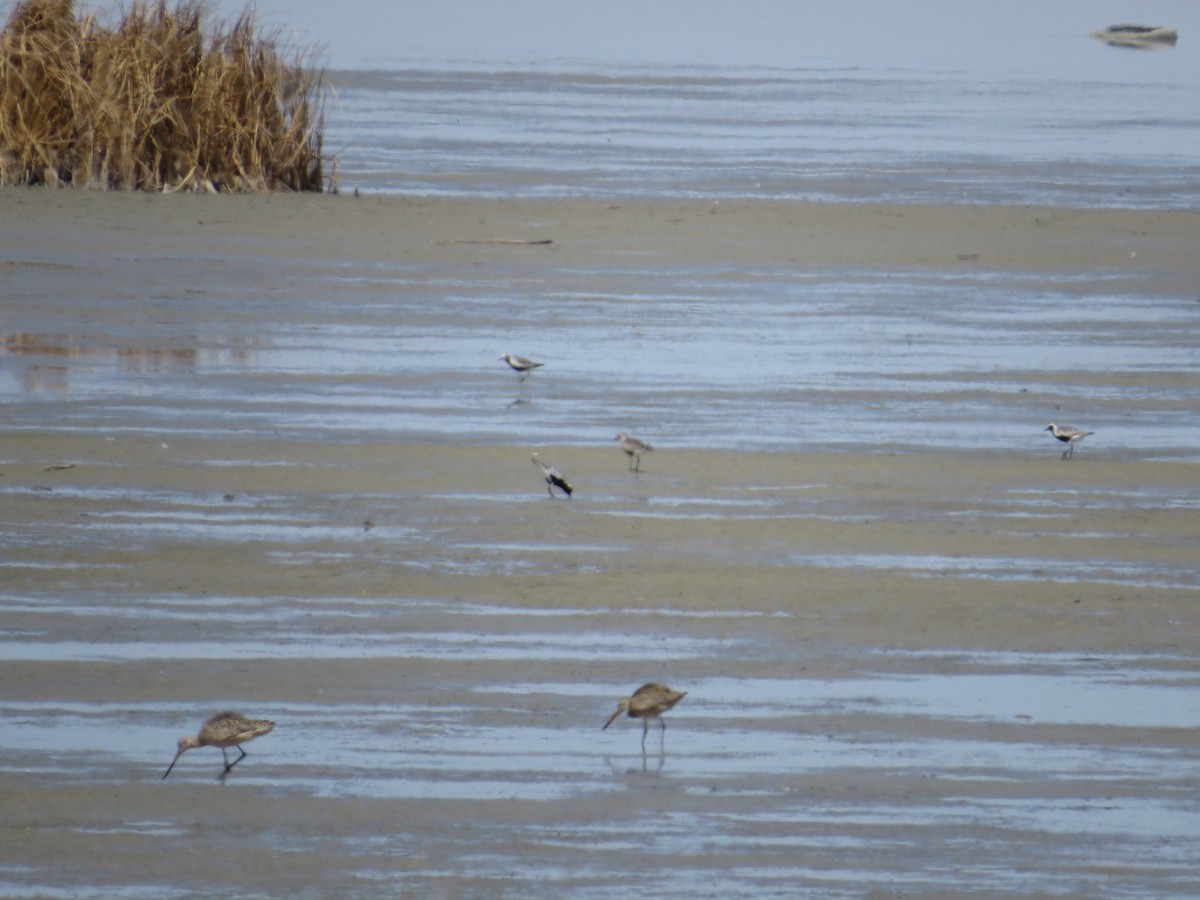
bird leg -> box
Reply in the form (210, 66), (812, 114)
(640, 718), (649, 754)
(218, 745), (248, 782)
(230, 745), (248, 770)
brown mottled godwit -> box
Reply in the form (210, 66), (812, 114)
(1044, 423), (1094, 459)
(500, 353), (544, 381)
(162, 711), (276, 783)
(532, 452), (573, 498)
(603, 682), (687, 752)
(615, 432), (653, 472)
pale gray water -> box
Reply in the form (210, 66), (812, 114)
(204, 0), (1200, 206)
(3, 599), (1199, 896)
(326, 61), (1200, 206)
(4, 247), (1199, 457)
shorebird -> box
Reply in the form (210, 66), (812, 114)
(531, 452), (573, 498)
(1045, 423), (1094, 459)
(500, 353), (544, 381)
(162, 711), (276, 783)
(615, 432), (653, 472)
(603, 683), (687, 753)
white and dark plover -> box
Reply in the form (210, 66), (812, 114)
(1045, 423), (1094, 459)
(615, 432), (653, 472)
(531, 453), (573, 498)
(500, 353), (544, 381)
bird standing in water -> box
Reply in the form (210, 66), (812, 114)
(531, 453), (573, 498)
(603, 683), (687, 753)
(615, 432), (653, 472)
(500, 353), (544, 381)
(1044, 423), (1094, 459)
(162, 711), (276, 783)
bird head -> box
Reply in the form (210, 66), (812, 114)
(162, 735), (200, 780)
(602, 697), (632, 730)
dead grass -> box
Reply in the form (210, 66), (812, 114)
(0, 0), (328, 191)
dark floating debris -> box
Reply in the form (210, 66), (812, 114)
(1091, 24), (1178, 48)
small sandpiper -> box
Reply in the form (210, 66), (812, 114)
(1045, 423), (1094, 459)
(531, 453), (573, 498)
(500, 353), (544, 381)
(615, 432), (653, 472)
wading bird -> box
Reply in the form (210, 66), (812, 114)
(1044, 423), (1094, 459)
(615, 432), (653, 472)
(532, 453), (573, 498)
(162, 711), (276, 783)
(500, 353), (544, 381)
(603, 683), (687, 753)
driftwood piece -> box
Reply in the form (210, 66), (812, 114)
(441, 239), (553, 245)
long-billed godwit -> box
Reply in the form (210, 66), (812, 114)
(162, 711), (276, 783)
(532, 453), (573, 498)
(1045, 423), (1094, 459)
(500, 353), (544, 381)
(615, 432), (653, 472)
(603, 683), (687, 752)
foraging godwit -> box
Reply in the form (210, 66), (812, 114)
(1045, 423), (1094, 459)
(531, 453), (573, 498)
(162, 711), (275, 783)
(615, 432), (653, 472)
(603, 683), (687, 752)
(500, 353), (544, 381)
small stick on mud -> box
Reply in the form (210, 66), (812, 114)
(442, 239), (553, 245)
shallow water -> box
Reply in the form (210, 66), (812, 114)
(189, 0), (1200, 207)
(329, 61), (1200, 207)
(245, 0), (1200, 207)
(4, 251), (1199, 458)
(3, 599), (1198, 896)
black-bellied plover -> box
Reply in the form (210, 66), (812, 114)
(500, 353), (544, 381)
(162, 711), (276, 783)
(531, 453), (573, 498)
(603, 683), (687, 753)
(615, 432), (653, 472)
(1045, 423), (1094, 459)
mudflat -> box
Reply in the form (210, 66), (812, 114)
(1, 190), (1198, 897)
(5, 189), (1200, 273)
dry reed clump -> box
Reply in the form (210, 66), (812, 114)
(0, 0), (329, 191)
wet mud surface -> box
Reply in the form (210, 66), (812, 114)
(1, 192), (1199, 897)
